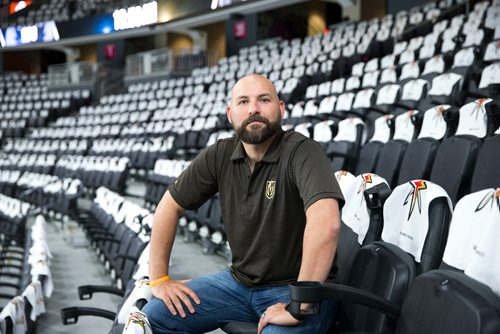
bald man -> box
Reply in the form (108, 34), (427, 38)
(143, 74), (344, 334)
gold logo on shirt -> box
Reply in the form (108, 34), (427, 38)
(265, 180), (276, 199)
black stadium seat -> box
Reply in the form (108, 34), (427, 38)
(470, 132), (500, 191)
(396, 104), (455, 185)
(286, 180), (453, 333)
(374, 111), (419, 187)
(335, 173), (391, 284)
(429, 98), (496, 204)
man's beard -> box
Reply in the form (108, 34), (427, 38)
(234, 114), (282, 144)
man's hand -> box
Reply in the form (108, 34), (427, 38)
(150, 279), (200, 318)
(257, 303), (303, 334)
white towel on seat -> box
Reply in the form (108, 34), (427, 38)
(30, 261), (53, 297)
(122, 306), (153, 334)
(342, 173), (389, 244)
(465, 189), (500, 296)
(0, 296), (27, 334)
(22, 281), (46, 321)
(118, 278), (152, 324)
(334, 170), (356, 195)
(442, 188), (497, 270)
(382, 180), (452, 262)
(455, 98), (492, 138)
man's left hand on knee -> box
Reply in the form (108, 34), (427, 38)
(257, 303), (303, 334)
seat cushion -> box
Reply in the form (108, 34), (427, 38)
(221, 321), (258, 334)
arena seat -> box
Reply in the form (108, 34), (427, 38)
(289, 186), (500, 333)
(429, 98), (496, 204)
(374, 111), (419, 187)
(1, 214), (51, 334)
(470, 131), (500, 191)
(285, 180), (452, 333)
(325, 117), (367, 172)
(336, 173), (391, 284)
(396, 104), (454, 185)
(60, 190), (151, 332)
(355, 115), (393, 175)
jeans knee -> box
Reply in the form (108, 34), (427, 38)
(142, 298), (178, 331)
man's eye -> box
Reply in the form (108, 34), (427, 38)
(260, 98), (270, 103)
(238, 100), (248, 105)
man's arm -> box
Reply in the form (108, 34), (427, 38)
(298, 197), (340, 282)
(257, 198), (340, 333)
(149, 190), (201, 318)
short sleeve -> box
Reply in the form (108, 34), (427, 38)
(290, 139), (345, 211)
(168, 145), (218, 210)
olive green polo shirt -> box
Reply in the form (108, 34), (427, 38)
(169, 129), (344, 287)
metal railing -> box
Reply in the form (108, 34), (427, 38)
(47, 61), (125, 99)
(47, 61), (97, 88)
(125, 47), (219, 81)
(125, 47), (173, 80)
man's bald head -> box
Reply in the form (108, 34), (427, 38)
(229, 74), (280, 105)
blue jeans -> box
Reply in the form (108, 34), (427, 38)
(143, 270), (336, 334)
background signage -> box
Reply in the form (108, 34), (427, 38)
(0, 20), (59, 47)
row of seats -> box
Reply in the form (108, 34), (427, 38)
(0, 74), (91, 139)
(282, 178), (500, 333)
(0, 170), (83, 221)
(1, 214), (57, 334)
(0, 153), (129, 193)
(59, 187), (152, 333)
(285, 98), (499, 200)
(54, 155), (130, 192)
(145, 159), (191, 208)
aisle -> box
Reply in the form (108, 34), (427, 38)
(36, 217), (228, 334)
(36, 219), (122, 334)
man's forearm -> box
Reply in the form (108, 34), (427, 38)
(149, 190), (185, 280)
(298, 198), (340, 282)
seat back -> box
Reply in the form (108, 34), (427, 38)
(336, 173), (390, 284)
(397, 105), (451, 185)
(355, 115), (393, 175)
(430, 99), (493, 204)
(470, 134), (500, 192)
(382, 180), (452, 273)
(397, 187), (500, 334)
(326, 117), (367, 172)
(375, 111), (417, 187)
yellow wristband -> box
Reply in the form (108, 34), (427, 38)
(150, 276), (170, 288)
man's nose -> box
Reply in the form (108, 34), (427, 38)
(248, 99), (260, 114)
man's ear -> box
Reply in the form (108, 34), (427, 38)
(226, 105), (232, 124)
(279, 101), (286, 118)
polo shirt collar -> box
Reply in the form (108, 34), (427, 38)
(229, 129), (285, 163)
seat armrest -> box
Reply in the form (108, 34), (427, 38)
(78, 285), (124, 300)
(289, 281), (400, 321)
(60, 306), (116, 324)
